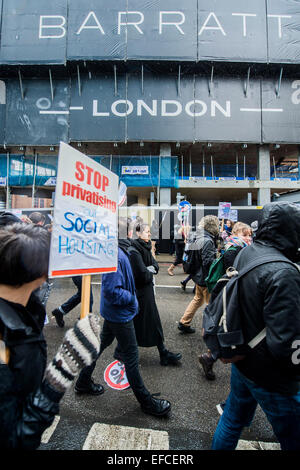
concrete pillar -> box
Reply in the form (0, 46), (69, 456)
(160, 143), (171, 157)
(159, 188), (171, 206)
(257, 188), (271, 206)
(159, 144), (171, 206)
(257, 144), (271, 206)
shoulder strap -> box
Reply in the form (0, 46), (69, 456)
(231, 252), (300, 350)
(235, 253), (299, 279)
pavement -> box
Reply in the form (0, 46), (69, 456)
(40, 254), (279, 451)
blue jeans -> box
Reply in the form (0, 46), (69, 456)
(212, 364), (300, 450)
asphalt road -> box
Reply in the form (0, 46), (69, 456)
(39, 256), (278, 451)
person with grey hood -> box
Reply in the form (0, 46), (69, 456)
(178, 215), (219, 334)
(212, 202), (300, 450)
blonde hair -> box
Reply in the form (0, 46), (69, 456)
(198, 215), (220, 237)
(232, 222), (252, 236)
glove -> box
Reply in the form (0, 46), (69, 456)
(147, 265), (156, 274)
(44, 314), (100, 394)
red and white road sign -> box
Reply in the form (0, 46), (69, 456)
(104, 360), (130, 390)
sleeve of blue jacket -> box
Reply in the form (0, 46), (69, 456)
(101, 270), (135, 307)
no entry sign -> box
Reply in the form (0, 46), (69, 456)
(104, 360), (130, 390)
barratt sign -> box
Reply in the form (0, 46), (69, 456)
(0, 0), (300, 64)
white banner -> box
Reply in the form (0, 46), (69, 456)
(121, 166), (149, 175)
(48, 142), (118, 278)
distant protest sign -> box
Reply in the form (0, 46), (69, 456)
(218, 202), (231, 220)
(49, 142), (118, 278)
(229, 209), (238, 222)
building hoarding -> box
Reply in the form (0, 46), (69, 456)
(0, 0), (67, 64)
(0, 0), (299, 63)
(198, 0), (267, 62)
(1, 76), (300, 144)
(266, 0), (300, 63)
(69, 75), (126, 142)
(261, 79), (300, 143)
(5, 79), (70, 146)
(67, 0), (126, 60)
(126, 0), (197, 61)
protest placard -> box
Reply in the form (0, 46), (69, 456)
(229, 209), (238, 222)
(218, 202), (231, 220)
(48, 142), (118, 278)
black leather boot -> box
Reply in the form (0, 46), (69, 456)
(141, 394), (171, 417)
(52, 308), (65, 328)
(199, 353), (216, 380)
(160, 350), (182, 366)
(75, 379), (104, 395)
(178, 322), (195, 334)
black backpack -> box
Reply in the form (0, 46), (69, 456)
(202, 253), (300, 363)
(182, 233), (197, 275)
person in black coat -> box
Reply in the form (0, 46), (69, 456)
(0, 223), (100, 449)
(128, 223), (182, 366)
(212, 202), (300, 450)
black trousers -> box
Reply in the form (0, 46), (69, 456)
(76, 318), (151, 404)
(61, 276), (93, 314)
(174, 242), (185, 266)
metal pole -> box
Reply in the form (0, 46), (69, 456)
(211, 155), (214, 179)
(243, 155), (246, 179)
(202, 150), (205, 177)
(273, 156), (277, 178)
(6, 152), (9, 209)
(189, 149), (192, 177)
(181, 155), (184, 179)
(32, 151), (37, 207)
(49, 68), (54, 101)
(77, 65), (81, 97)
(114, 65), (117, 96)
(157, 156), (161, 206)
(18, 69), (24, 100)
(236, 153), (239, 178)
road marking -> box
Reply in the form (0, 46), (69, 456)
(237, 439), (280, 450)
(41, 415), (60, 443)
(82, 423), (169, 450)
(91, 281), (193, 289)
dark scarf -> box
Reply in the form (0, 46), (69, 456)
(118, 238), (131, 254)
(131, 238), (153, 266)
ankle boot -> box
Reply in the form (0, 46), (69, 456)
(160, 350), (182, 366)
(168, 264), (175, 276)
(199, 353), (216, 381)
(141, 394), (171, 417)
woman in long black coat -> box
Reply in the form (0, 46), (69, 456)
(129, 223), (182, 366)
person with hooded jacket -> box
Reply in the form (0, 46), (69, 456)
(212, 202), (300, 451)
(178, 215), (219, 334)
